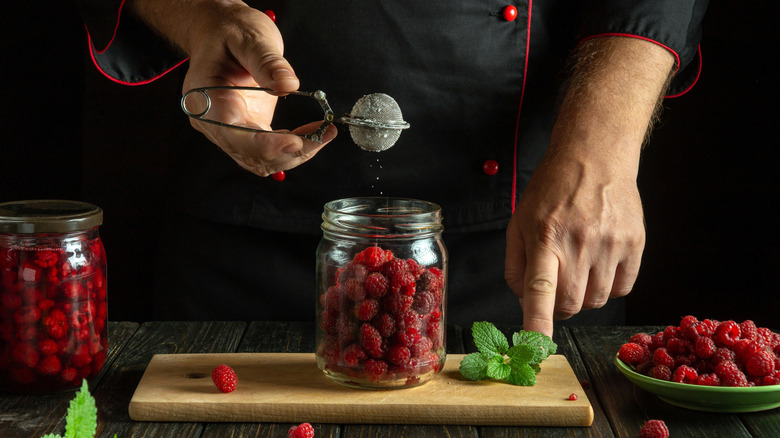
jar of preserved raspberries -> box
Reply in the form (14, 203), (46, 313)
(0, 200), (107, 394)
(316, 197), (447, 388)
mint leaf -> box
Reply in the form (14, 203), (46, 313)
(512, 330), (557, 359)
(506, 361), (537, 386)
(472, 321), (509, 356)
(507, 344), (535, 364)
(459, 352), (490, 380)
(64, 379), (97, 438)
(485, 355), (512, 380)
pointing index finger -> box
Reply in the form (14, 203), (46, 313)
(522, 245), (559, 337)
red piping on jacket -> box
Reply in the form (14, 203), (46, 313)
(87, 31), (189, 86)
(666, 45), (702, 98)
(85, 0), (188, 86)
(510, 0), (533, 214)
(91, 0), (126, 54)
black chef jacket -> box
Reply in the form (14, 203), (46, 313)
(77, 1), (708, 325)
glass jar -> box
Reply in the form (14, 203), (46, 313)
(315, 197), (447, 389)
(0, 200), (107, 394)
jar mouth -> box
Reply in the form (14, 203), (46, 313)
(322, 197), (443, 237)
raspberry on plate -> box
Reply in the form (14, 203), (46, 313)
(617, 342), (646, 365)
(211, 364), (238, 393)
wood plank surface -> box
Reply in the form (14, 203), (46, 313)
(129, 352), (593, 426)
(91, 321), (247, 438)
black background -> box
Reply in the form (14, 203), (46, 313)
(1, 2), (777, 327)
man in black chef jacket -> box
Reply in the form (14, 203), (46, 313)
(79, 0), (708, 336)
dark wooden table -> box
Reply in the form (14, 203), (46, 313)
(2, 321), (778, 437)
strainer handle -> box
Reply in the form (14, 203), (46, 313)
(180, 86), (336, 143)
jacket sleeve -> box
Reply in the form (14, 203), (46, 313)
(76, 0), (187, 85)
(577, 0), (709, 97)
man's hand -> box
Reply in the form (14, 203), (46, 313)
(130, 0), (336, 176)
(505, 36), (675, 337)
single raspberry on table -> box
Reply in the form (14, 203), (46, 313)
(288, 422), (315, 438)
(212, 364), (238, 393)
(639, 419), (669, 438)
(618, 342), (647, 365)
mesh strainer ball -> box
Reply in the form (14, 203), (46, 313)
(346, 93), (409, 152)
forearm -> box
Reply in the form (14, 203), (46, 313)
(550, 36), (675, 177)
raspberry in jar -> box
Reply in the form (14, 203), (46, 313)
(315, 197), (447, 388)
(0, 200), (107, 394)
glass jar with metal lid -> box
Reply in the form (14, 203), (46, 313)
(315, 197), (447, 389)
(0, 200), (107, 394)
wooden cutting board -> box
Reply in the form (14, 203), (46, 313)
(129, 353), (592, 426)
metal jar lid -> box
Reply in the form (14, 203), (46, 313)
(0, 200), (103, 234)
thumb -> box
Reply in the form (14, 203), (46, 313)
(229, 14), (299, 92)
(521, 244), (559, 338)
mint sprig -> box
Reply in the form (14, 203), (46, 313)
(41, 379), (116, 438)
(459, 321), (557, 386)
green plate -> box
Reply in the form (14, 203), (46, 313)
(614, 355), (780, 413)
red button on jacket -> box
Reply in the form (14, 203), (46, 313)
(502, 5), (518, 22)
(482, 160), (499, 176)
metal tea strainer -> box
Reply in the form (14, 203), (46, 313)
(180, 87), (410, 152)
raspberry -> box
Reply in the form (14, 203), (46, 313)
(733, 339), (762, 362)
(739, 320), (758, 341)
(567, 393), (578, 401)
(60, 366), (78, 382)
(683, 321), (712, 340)
(338, 261), (368, 284)
(672, 365), (697, 383)
(36, 355), (62, 375)
(652, 348), (675, 368)
(11, 342), (40, 368)
(38, 339), (59, 356)
(694, 336), (716, 359)
(340, 278), (366, 302)
(618, 342), (647, 365)
(745, 350), (775, 377)
(13, 305), (42, 325)
(34, 250), (59, 268)
(342, 343), (367, 367)
(639, 419), (669, 438)
(288, 422), (315, 438)
(373, 312), (396, 338)
(354, 299), (379, 321)
(42, 309), (69, 339)
(359, 246), (389, 271)
(629, 333), (653, 349)
(410, 336), (434, 358)
(386, 345), (411, 366)
(695, 373), (720, 386)
(680, 315), (698, 330)
(364, 272), (389, 298)
(383, 293), (413, 315)
(364, 358), (388, 381)
(212, 364), (238, 393)
(711, 347), (735, 365)
(359, 323), (383, 356)
(412, 290), (438, 315)
(390, 271), (416, 295)
(714, 320), (740, 347)
(649, 365), (671, 381)
(665, 337), (690, 356)
(0, 292), (22, 310)
(715, 361), (748, 387)
(382, 258), (408, 277)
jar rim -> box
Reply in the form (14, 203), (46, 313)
(0, 200), (103, 234)
(322, 197), (443, 237)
